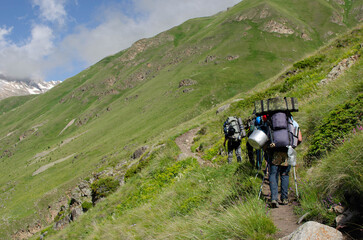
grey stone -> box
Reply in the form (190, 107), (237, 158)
(280, 221), (343, 240)
(78, 181), (91, 197)
(216, 104), (230, 114)
(53, 215), (71, 230)
(70, 206), (83, 221)
(131, 146), (149, 159)
(333, 205), (345, 214)
(178, 79), (197, 88)
(335, 209), (360, 228)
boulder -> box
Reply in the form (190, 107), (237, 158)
(131, 146), (149, 159)
(53, 215), (71, 230)
(78, 181), (92, 197)
(280, 221), (343, 240)
(335, 209), (360, 229)
(70, 206), (83, 221)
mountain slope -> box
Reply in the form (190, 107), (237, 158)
(0, 0), (362, 238)
(44, 25), (363, 240)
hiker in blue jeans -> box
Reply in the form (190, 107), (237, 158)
(268, 150), (291, 207)
(268, 118), (302, 208)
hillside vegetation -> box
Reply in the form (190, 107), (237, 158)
(38, 25), (362, 240)
(0, 0), (362, 239)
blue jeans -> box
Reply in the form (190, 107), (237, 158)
(268, 162), (291, 201)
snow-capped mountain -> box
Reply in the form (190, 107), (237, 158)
(0, 78), (61, 100)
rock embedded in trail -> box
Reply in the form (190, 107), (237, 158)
(280, 221), (343, 240)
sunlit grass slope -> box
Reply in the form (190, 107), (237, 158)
(46, 26), (362, 239)
(0, 0), (362, 238)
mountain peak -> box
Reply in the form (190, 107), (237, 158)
(0, 78), (61, 100)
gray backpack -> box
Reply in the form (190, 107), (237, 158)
(223, 117), (246, 141)
(269, 112), (299, 148)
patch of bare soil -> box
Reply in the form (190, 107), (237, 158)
(175, 128), (212, 167)
(261, 170), (300, 239)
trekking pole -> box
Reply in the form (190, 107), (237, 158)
(258, 162), (268, 199)
(293, 166), (299, 199)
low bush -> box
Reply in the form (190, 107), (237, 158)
(81, 201), (93, 212)
(91, 177), (119, 203)
(305, 94), (363, 163)
(293, 55), (325, 69)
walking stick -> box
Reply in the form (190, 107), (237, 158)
(258, 162), (268, 199)
(293, 166), (299, 199)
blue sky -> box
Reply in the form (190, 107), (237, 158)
(0, 0), (240, 82)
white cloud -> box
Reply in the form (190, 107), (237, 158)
(0, 25), (54, 81)
(0, 0), (241, 82)
(32, 0), (67, 25)
(57, 0), (241, 65)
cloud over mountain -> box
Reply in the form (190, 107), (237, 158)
(0, 0), (240, 83)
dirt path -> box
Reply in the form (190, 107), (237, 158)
(261, 172), (300, 239)
(175, 128), (212, 167)
(32, 154), (75, 176)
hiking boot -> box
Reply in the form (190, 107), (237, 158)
(271, 200), (279, 208)
(281, 199), (289, 205)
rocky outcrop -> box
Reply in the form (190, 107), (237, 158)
(216, 104), (230, 114)
(280, 221), (343, 240)
(264, 20), (294, 35)
(205, 55), (217, 63)
(226, 55), (239, 61)
(131, 146), (149, 159)
(319, 54), (360, 85)
(118, 33), (174, 63)
(178, 79), (198, 88)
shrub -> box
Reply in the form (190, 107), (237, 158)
(175, 196), (205, 216)
(293, 55), (325, 69)
(305, 94), (363, 163)
(81, 201), (93, 212)
(91, 177), (119, 202)
(124, 158), (150, 180)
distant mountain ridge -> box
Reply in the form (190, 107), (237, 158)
(0, 78), (60, 100)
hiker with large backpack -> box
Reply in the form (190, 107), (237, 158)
(246, 115), (268, 169)
(267, 112), (302, 207)
(248, 97), (302, 207)
(223, 116), (246, 164)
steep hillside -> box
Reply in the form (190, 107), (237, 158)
(0, 0), (362, 239)
(39, 25), (363, 240)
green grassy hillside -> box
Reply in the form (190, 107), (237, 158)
(41, 26), (363, 240)
(0, 0), (362, 238)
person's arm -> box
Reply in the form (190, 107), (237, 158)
(223, 136), (227, 147)
(298, 129), (302, 144)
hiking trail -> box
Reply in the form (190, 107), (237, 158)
(175, 128), (212, 167)
(261, 170), (301, 239)
(176, 128), (300, 238)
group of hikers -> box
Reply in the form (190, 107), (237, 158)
(223, 97), (302, 208)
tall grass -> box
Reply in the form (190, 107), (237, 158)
(297, 131), (363, 225)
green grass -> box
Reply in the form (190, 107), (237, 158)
(0, 0), (362, 239)
(297, 131), (363, 225)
